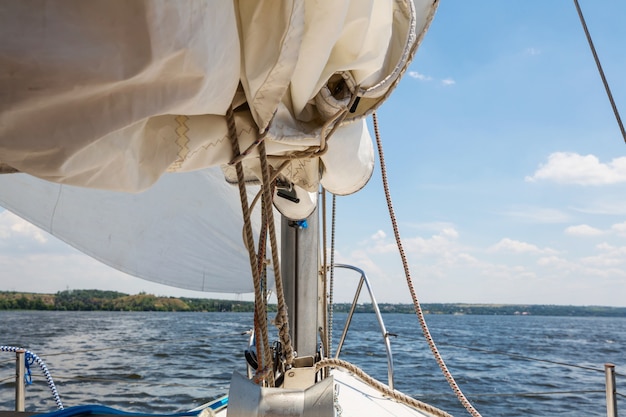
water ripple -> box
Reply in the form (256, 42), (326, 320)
(0, 311), (624, 416)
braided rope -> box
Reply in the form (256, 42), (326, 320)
(321, 190), (329, 358)
(226, 106), (274, 384)
(255, 186), (270, 372)
(328, 194), (337, 357)
(316, 358), (452, 417)
(258, 139), (295, 366)
(1, 346), (64, 410)
(372, 113), (481, 417)
(226, 91), (358, 378)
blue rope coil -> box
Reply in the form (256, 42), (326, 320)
(24, 351), (35, 385)
(1, 345), (64, 410)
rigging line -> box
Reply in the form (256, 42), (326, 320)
(328, 193), (337, 358)
(573, 0), (626, 143)
(373, 112), (482, 417)
(461, 390), (605, 398)
(321, 189), (329, 359)
(616, 391), (626, 399)
(258, 139), (294, 368)
(226, 105), (272, 384)
(414, 389), (606, 399)
(436, 341), (621, 375)
(316, 358), (453, 417)
(255, 184), (270, 380)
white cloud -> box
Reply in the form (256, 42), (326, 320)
(525, 47), (541, 56)
(525, 152), (626, 185)
(573, 202), (626, 216)
(337, 220), (626, 305)
(457, 252), (479, 265)
(611, 221), (626, 237)
(363, 226), (461, 257)
(406, 72), (454, 87)
(564, 224), (605, 237)
(503, 206), (571, 223)
(575, 243), (626, 269)
(408, 71), (432, 81)
(402, 227), (461, 255)
(562, 222), (626, 238)
(580, 254), (624, 268)
(367, 239), (398, 254)
(371, 230), (386, 240)
(0, 211), (48, 245)
(341, 248), (386, 278)
(595, 242), (626, 256)
(440, 227), (459, 239)
(537, 255), (568, 268)
(488, 238), (557, 255)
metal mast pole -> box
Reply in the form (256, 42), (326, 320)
(281, 208), (320, 358)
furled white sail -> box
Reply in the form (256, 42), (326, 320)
(0, 0), (437, 293)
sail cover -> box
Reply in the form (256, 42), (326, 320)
(0, 0), (437, 293)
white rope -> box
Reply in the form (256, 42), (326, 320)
(316, 358), (453, 417)
(1, 345), (64, 409)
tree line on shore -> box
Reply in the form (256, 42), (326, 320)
(1, 290), (625, 316)
(0, 289), (261, 312)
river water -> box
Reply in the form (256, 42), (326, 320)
(0, 311), (624, 416)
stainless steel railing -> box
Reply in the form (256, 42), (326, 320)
(331, 264), (395, 390)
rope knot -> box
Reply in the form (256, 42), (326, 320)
(24, 351), (35, 385)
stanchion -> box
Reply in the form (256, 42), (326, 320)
(605, 363), (617, 417)
(15, 349), (25, 412)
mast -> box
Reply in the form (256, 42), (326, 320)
(281, 208), (320, 358)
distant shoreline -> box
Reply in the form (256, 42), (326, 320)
(1, 290), (626, 317)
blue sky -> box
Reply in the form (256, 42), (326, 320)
(1, 1), (626, 306)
